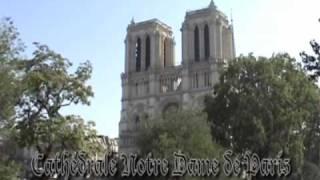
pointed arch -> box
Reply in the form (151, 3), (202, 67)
(135, 37), (141, 72)
(163, 38), (167, 67)
(145, 35), (151, 70)
(194, 26), (200, 62)
(135, 115), (140, 124)
(204, 24), (210, 59)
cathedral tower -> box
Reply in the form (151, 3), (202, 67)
(119, 1), (235, 154)
(120, 19), (176, 153)
(124, 19), (175, 74)
(181, 0), (235, 64)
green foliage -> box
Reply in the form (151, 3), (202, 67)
(0, 17), (24, 61)
(0, 159), (20, 180)
(0, 17), (103, 179)
(14, 42), (103, 158)
(135, 110), (227, 180)
(300, 40), (320, 81)
(0, 17), (22, 127)
(0, 17), (24, 180)
(300, 38), (320, 168)
(204, 54), (320, 177)
(137, 110), (220, 158)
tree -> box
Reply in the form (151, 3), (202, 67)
(0, 17), (24, 180)
(135, 110), (240, 180)
(299, 20), (320, 180)
(0, 17), (23, 127)
(300, 40), (320, 81)
(0, 17), (103, 180)
(204, 54), (320, 179)
(300, 28), (320, 168)
(13, 42), (104, 179)
(137, 110), (219, 158)
(299, 19), (320, 82)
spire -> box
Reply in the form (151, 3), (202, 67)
(208, 0), (216, 9)
(130, 17), (135, 25)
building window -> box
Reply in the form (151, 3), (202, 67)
(204, 24), (210, 59)
(194, 26), (200, 62)
(135, 115), (140, 124)
(145, 36), (151, 70)
(135, 38), (141, 72)
(163, 38), (167, 68)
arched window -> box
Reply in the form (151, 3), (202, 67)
(145, 36), (151, 70)
(204, 24), (210, 59)
(163, 38), (167, 67)
(135, 38), (141, 72)
(135, 115), (140, 124)
(194, 26), (200, 62)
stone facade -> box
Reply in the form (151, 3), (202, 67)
(119, 1), (236, 154)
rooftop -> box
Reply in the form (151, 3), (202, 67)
(185, 0), (227, 20)
(129, 18), (172, 31)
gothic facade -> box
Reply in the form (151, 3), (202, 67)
(119, 1), (236, 153)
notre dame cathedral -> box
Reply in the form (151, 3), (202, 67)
(119, 1), (236, 153)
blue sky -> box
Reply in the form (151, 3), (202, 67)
(1, 0), (319, 138)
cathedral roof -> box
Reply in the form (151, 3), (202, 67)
(128, 18), (172, 32)
(185, 0), (227, 20)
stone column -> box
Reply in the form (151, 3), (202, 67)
(222, 26), (231, 60)
(216, 20), (223, 60)
(209, 21), (216, 59)
(126, 35), (132, 73)
(121, 74), (129, 100)
(159, 35), (164, 69)
(139, 79), (144, 97)
(171, 39), (175, 65)
(124, 36), (129, 73)
(220, 25), (223, 60)
(199, 24), (204, 61)
(165, 36), (172, 67)
(181, 24), (188, 64)
(222, 27), (226, 59)
(189, 25), (195, 63)
(149, 74), (156, 95)
(164, 36), (168, 68)
(130, 36), (136, 72)
(231, 27), (236, 58)
(150, 32), (156, 70)
(227, 28), (233, 59)
(210, 63), (219, 88)
(152, 31), (161, 70)
(229, 27), (236, 59)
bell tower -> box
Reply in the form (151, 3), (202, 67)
(119, 1), (236, 154)
(181, 0), (235, 65)
(124, 18), (175, 75)
(120, 19), (175, 153)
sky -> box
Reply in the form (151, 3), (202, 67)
(1, 0), (319, 138)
